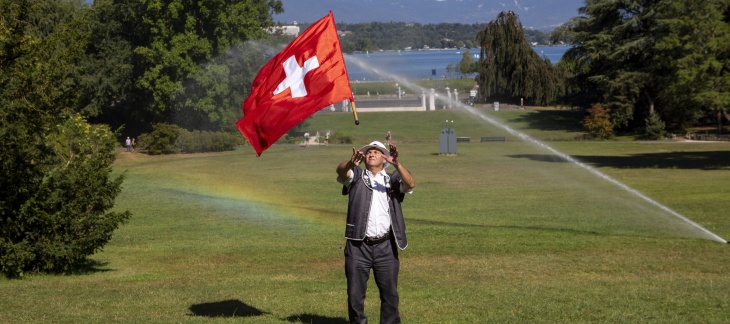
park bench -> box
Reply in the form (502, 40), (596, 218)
(480, 136), (506, 143)
(456, 137), (471, 143)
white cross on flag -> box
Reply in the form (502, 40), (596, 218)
(236, 11), (354, 156)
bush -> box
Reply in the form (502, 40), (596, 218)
(1, 115), (130, 278)
(581, 104), (614, 139)
(138, 123), (182, 155)
(176, 130), (238, 153)
(330, 132), (353, 144)
(642, 112), (666, 140)
(138, 124), (239, 154)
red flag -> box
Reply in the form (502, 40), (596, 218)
(236, 11), (354, 156)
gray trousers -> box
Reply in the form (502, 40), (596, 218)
(345, 238), (401, 324)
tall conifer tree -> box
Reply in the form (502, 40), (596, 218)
(476, 11), (563, 106)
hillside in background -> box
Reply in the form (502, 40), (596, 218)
(275, 0), (584, 30)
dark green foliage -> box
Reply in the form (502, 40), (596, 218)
(555, 0), (730, 133)
(82, 0), (283, 135)
(642, 112), (666, 140)
(138, 123), (182, 155)
(137, 123), (239, 155)
(176, 130), (240, 153)
(476, 11), (565, 106)
(0, 113), (129, 278)
(1, 0), (130, 278)
(654, 0), (730, 132)
(1, 117), (130, 277)
(330, 132), (353, 144)
(554, 0), (665, 129)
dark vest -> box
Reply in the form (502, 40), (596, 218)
(342, 167), (408, 250)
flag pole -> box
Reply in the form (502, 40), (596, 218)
(351, 101), (359, 125)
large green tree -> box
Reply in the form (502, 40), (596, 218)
(654, 0), (730, 132)
(82, 0), (283, 134)
(1, 0), (130, 278)
(555, 0), (730, 133)
(556, 0), (669, 129)
(475, 11), (564, 106)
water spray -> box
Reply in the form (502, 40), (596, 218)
(345, 54), (728, 244)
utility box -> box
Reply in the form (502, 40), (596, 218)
(439, 120), (457, 155)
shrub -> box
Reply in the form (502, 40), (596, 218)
(581, 104), (614, 139)
(331, 132), (353, 144)
(175, 130), (238, 153)
(138, 123), (182, 155)
(0, 115), (130, 278)
(642, 112), (666, 140)
(138, 124), (239, 154)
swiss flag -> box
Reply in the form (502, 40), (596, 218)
(236, 11), (354, 156)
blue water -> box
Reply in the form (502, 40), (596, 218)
(345, 46), (570, 81)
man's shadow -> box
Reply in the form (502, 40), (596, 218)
(188, 300), (347, 323)
(188, 300), (266, 318)
(284, 313), (348, 324)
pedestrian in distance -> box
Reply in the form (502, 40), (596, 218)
(125, 137), (131, 152)
(336, 141), (415, 324)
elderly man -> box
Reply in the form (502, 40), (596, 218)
(336, 141), (415, 324)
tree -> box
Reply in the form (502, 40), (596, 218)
(83, 0), (283, 135)
(643, 111), (666, 140)
(475, 11), (564, 106)
(554, 0), (667, 129)
(76, 0), (139, 119)
(1, 0), (129, 278)
(654, 0), (730, 132)
(582, 104), (614, 139)
(555, 0), (729, 133)
(459, 49), (476, 76)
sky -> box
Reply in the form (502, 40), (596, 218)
(274, 0), (585, 30)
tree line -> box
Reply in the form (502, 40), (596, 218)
(290, 21), (556, 53)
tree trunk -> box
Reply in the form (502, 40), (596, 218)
(718, 109), (724, 134)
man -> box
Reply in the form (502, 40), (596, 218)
(336, 141), (415, 324)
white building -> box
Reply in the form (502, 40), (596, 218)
(267, 25), (300, 36)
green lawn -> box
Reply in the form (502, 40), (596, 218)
(2, 107), (729, 323)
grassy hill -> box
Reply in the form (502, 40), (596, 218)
(1, 108), (728, 323)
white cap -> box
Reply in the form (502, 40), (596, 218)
(360, 141), (390, 157)
(360, 141), (390, 169)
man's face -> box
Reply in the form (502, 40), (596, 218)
(364, 148), (386, 168)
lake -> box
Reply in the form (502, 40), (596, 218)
(344, 46), (570, 81)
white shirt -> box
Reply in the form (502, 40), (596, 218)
(341, 168), (397, 238)
(364, 169), (390, 238)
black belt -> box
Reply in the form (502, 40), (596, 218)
(364, 233), (390, 245)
